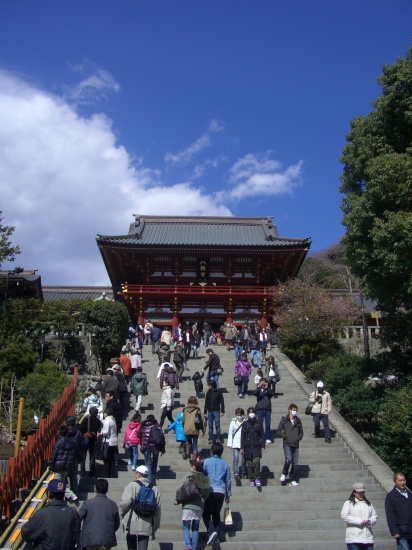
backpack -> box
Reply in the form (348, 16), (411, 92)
(132, 480), (157, 517)
(149, 424), (166, 449)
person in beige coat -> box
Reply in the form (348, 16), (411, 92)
(182, 397), (204, 459)
(308, 381), (332, 443)
(160, 327), (172, 346)
(119, 465), (161, 550)
(159, 379), (174, 428)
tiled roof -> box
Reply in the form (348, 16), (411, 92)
(43, 287), (113, 301)
(97, 216), (310, 247)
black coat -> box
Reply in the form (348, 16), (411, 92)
(66, 425), (84, 461)
(253, 387), (275, 411)
(106, 399), (123, 430)
(21, 499), (80, 550)
(79, 415), (102, 436)
(114, 371), (128, 392)
(276, 415), (303, 447)
(204, 389), (225, 414)
(78, 493), (120, 547)
(385, 487), (412, 537)
(48, 436), (76, 472)
(240, 419), (265, 459)
(192, 372), (204, 392)
(203, 353), (221, 374)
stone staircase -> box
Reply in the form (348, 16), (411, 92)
(78, 345), (395, 549)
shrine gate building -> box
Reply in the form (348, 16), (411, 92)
(97, 215), (311, 331)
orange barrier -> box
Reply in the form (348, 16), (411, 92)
(0, 367), (78, 519)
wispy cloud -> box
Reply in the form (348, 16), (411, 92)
(208, 119), (225, 132)
(192, 156), (228, 179)
(63, 60), (120, 104)
(164, 119), (225, 167)
(165, 134), (211, 166)
(226, 152), (304, 200)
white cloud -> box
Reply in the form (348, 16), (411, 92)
(208, 119), (225, 133)
(0, 71), (230, 285)
(164, 134), (210, 166)
(63, 60), (120, 103)
(227, 153), (303, 200)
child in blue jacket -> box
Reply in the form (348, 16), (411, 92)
(167, 411), (187, 455)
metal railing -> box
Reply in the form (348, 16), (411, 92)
(0, 368), (78, 519)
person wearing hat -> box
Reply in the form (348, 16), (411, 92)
(21, 479), (80, 550)
(341, 482), (378, 549)
(78, 478), (120, 549)
(119, 465), (162, 550)
(308, 381), (332, 443)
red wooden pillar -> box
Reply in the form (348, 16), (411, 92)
(172, 315), (179, 338)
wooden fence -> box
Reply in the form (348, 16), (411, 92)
(0, 367), (78, 518)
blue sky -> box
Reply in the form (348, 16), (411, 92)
(0, 1), (411, 284)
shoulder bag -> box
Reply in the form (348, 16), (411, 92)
(176, 478), (200, 504)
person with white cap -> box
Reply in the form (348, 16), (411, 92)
(308, 381), (332, 443)
(119, 465), (162, 550)
(341, 482), (377, 549)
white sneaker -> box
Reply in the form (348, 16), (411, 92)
(289, 480), (299, 486)
(280, 474), (286, 482)
(266, 439), (272, 444)
(207, 532), (218, 546)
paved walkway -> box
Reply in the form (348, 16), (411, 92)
(78, 344), (394, 549)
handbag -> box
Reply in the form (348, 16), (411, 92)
(93, 437), (109, 461)
(176, 479), (200, 504)
(305, 404), (313, 416)
(125, 427), (137, 449)
(194, 412), (203, 430)
(234, 374), (243, 386)
(224, 507), (233, 525)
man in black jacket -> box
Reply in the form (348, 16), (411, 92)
(21, 479), (80, 550)
(113, 364), (129, 412)
(202, 348), (221, 388)
(150, 323), (162, 355)
(203, 380), (225, 444)
(65, 416), (83, 499)
(276, 404), (303, 486)
(105, 390), (123, 433)
(385, 472), (412, 547)
(78, 478), (120, 549)
(48, 425), (78, 502)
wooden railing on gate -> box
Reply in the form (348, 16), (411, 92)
(0, 367), (78, 519)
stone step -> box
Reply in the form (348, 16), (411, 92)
(80, 345), (394, 548)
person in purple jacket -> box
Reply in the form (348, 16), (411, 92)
(235, 352), (252, 398)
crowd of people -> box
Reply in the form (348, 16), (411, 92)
(20, 319), (410, 550)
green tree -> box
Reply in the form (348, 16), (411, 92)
(16, 361), (71, 431)
(340, 43), (412, 353)
(79, 300), (128, 373)
(372, 379), (412, 480)
(0, 210), (20, 268)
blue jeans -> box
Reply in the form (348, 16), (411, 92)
(232, 448), (246, 476)
(193, 345), (199, 358)
(129, 445), (138, 468)
(144, 450), (159, 482)
(182, 519), (200, 550)
(282, 445), (299, 479)
(250, 349), (261, 367)
(397, 540), (412, 550)
(347, 545), (374, 550)
(206, 371), (219, 388)
(238, 375), (249, 396)
(186, 434), (198, 453)
(207, 410), (221, 441)
(257, 409), (271, 440)
(235, 344), (243, 360)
